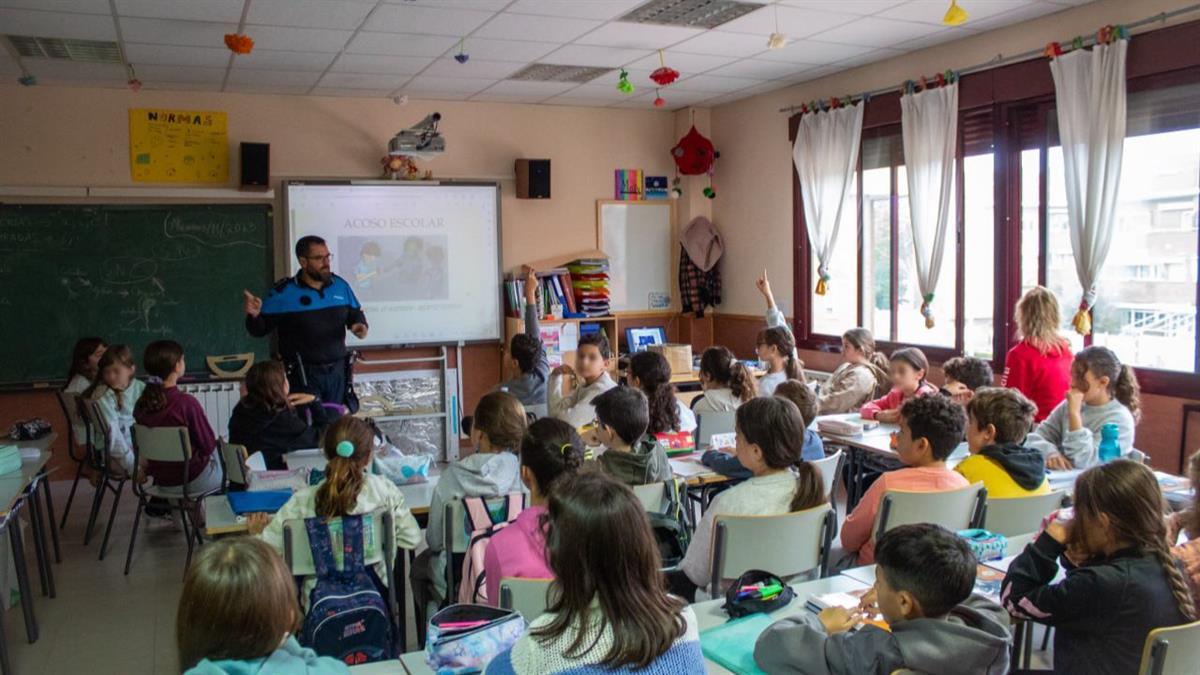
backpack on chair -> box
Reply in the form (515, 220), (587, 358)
(648, 479), (691, 569)
(457, 493), (524, 605)
(300, 515), (394, 665)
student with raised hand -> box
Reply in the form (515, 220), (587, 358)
(940, 356), (994, 405)
(1025, 345), (1138, 470)
(957, 387), (1049, 498)
(483, 418), (585, 606)
(755, 524), (1011, 675)
(818, 328), (890, 415)
(701, 379), (824, 480)
(628, 350), (696, 434)
(1002, 460), (1196, 675)
(692, 346), (758, 414)
(83, 345), (145, 477)
(66, 336), (106, 394)
(486, 471), (705, 675)
(859, 347), (937, 423)
(228, 361), (334, 471)
(1001, 286), (1073, 422)
(755, 269), (805, 395)
(588, 386), (672, 486)
(495, 265), (550, 407)
(178, 537), (349, 675)
(548, 333), (616, 428)
(673, 397), (826, 601)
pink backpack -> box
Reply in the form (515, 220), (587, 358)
(457, 493), (525, 605)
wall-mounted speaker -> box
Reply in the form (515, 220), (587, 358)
(515, 158), (550, 199)
(240, 142), (270, 189)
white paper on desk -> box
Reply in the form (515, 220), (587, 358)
(710, 432), (735, 450)
(18, 448), (39, 460)
(670, 457), (712, 477)
(245, 451), (266, 472)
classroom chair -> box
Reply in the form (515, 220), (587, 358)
(874, 484), (987, 544)
(79, 399), (131, 561)
(632, 480), (676, 514)
(810, 450), (845, 529)
(709, 503), (836, 597)
(281, 509), (404, 655)
(54, 389), (89, 532)
(498, 577), (554, 623)
(1138, 620), (1200, 675)
(981, 491), (1067, 541)
(217, 441), (250, 492)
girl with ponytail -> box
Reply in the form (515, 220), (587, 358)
(1026, 345), (1139, 470)
(1002, 460), (1194, 675)
(754, 269), (805, 396)
(251, 415), (420, 609)
(693, 346), (758, 414)
(816, 328), (891, 414)
(1169, 449), (1200, 608)
(629, 351), (696, 434)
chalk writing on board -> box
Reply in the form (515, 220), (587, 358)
(164, 214), (266, 248)
(101, 257), (160, 286)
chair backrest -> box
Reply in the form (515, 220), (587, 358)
(710, 504), (834, 596)
(56, 389), (88, 449)
(219, 441), (250, 488)
(875, 483), (987, 543)
(525, 403), (548, 420)
(983, 491), (1067, 539)
(131, 425), (193, 463)
(498, 577), (554, 622)
(1138, 620), (1200, 675)
(695, 411), (737, 449)
(810, 450), (844, 504)
(281, 509), (393, 576)
(442, 493), (528, 600)
(79, 399), (113, 469)
(632, 480), (672, 513)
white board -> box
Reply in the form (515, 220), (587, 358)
(598, 201), (675, 312)
(284, 181), (501, 346)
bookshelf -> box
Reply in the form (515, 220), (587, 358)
(502, 315), (620, 381)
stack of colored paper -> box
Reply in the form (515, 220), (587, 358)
(0, 445), (22, 476)
(567, 258), (610, 317)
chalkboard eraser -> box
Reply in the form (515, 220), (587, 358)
(32, 382), (51, 389)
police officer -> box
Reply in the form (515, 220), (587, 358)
(243, 235), (368, 407)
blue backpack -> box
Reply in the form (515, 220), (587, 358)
(299, 515), (395, 666)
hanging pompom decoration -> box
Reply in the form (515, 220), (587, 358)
(670, 177), (682, 199)
(617, 69), (635, 94)
(767, 32), (787, 50)
(454, 38), (469, 63)
(702, 186), (715, 199)
(815, 265), (831, 296)
(649, 51), (679, 86)
(1072, 287), (1097, 336)
(1071, 35), (1084, 51)
(653, 89), (666, 107)
(920, 293), (936, 329)
(1044, 41), (1063, 58)
(127, 78), (142, 92)
(224, 33), (254, 55)
(17, 74), (36, 86)
(943, 0), (968, 26)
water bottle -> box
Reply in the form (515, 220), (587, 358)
(1098, 423), (1121, 463)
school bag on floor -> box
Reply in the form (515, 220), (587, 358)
(458, 493), (524, 605)
(300, 515), (395, 665)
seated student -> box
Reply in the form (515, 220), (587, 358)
(83, 345), (145, 477)
(483, 418), (585, 606)
(228, 361), (335, 471)
(673, 397), (826, 601)
(1170, 450), (1200, 608)
(548, 332), (616, 428)
(956, 387), (1049, 498)
(250, 416), (420, 609)
(842, 395), (970, 565)
(755, 523), (1011, 675)
(628, 350), (696, 434)
(133, 340), (224, 495)
(486, 471), (704, 675)
(692, 346), (758, 414)
(1002, 460), (1196, 675)
(413, 391), (526, 616)
(701, 380), (823, 480)
(1025, 345), (1138, 470)
(860, 347), (937, 423)
(177, 537), (349, 675)
(494, 266), (549, 407)
(755, 269), (805, 395)
(940, 356), (994, 405)
(66, 336), (106, 394)
(589, 386), (672, 486)
(818, 328), (890, 415)
(1001, 286), (1073, 422)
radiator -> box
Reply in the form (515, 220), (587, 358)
(178, 381), (241, 440)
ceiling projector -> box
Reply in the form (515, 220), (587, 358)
(388, 112), (444, 159)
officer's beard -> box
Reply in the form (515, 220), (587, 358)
(305, 266), (332, 284)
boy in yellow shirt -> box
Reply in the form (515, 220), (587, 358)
(956, 387), (1050, 497)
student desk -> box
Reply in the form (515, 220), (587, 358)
(350, 659), (405, 673)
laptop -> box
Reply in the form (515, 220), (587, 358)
(625, 326), (667, 353)
(694, 411), (737, 451)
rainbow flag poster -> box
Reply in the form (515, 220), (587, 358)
(614, 169), (644, 200)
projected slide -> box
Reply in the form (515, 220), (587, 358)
(285, 183), (501, 347)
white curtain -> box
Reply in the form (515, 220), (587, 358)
(900, 82), (958, 328)
(1050, 40), (1127, 335)
(792, 103), (863, 295)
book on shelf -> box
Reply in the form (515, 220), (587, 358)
(503, 268), (578, 319)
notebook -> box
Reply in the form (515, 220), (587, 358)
(699, 613), (774, 675)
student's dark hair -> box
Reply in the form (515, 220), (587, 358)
(629, 351), (680, 435)
(520, 418), (585, 496)
(735, 397), (826, 512)
(699, 346), (758, 402)
(134, 340), (184, 418)
(314, 416), (375, 519)
(773, 379), (818, 428)
(67, 336), (106, 381)
(176, 537), (301, 671)
(890, 347), (929, 383)
(875, 523), (976, 618)
(1182, 449), (1200, 541)
(472, 391), (527, 452)
(536, 470), (687, 668)
(593, 386), (649, 446)
(294, 235), (326, 259)
(899, 394), (965, 461)
(578, 332), (611, 359)
(843, 327), (890, 372)
(1073, 345), (1141, 422)
(83, 344), (135, 407)
(757, 326), (804, 381)
(510, 334), (540, 374)
(967, 387), (1036, 444)
(1071, 460), (1196, 621)
(942, 356), (994, 391)
(243, 361), (290, 412)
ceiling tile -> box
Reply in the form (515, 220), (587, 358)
(318, 72), (412, 89)
(672, 31), (770, 58)
(227, 68), (322, 87)
(715, 4), (857, 38)
(365, 3), (496, 36)
(247, 0), (376, 30)
(474, 14), (601, 42)
(897, 28), (975, 51)
(811, 16), (942, 48)
(115, 0), (244, 23)
(773, 63), (841, 83)
(650, 89), (720, 105)
(707, 59), (813, 80)
(673, 73), (766, 93)
(542, 97), (618, 108)
(119, 17), (236, 47)
(311, 87), (395, 98)
(551, 83), (628, 101)
(405, 91), (474, 101)
(452, 37), (557, 63)
(576, 22), (703, 49)
(626, 50), (739, 74)
(835, 47), (903, 68)
(235, 49), (337, 72)
(879, 0), (1035, 25)
(248, 25), (354, 53)
(401, 75), (494, 93)
(541, 44), (651, 68)
(19, 57), (125, 81)
(124, 43), (231, 68)
(507, 0), (646, 20)
(422, 58), (522, 79)
(469, 93), (546, 103)
(225, 83), (312, 95)
(0, 8), (117, 40)
(132, 64), (227, 83)
(477, 80), (576, 96)
(346, 32), (458, 57)
(967, 2), (1064, 31)
(139, 80), (219, 91)
(779, 1), (907, 14)
(331, 53), (432, 75)
(401, 0), (510, 10)
(0, 0), (110, 13)
(755, 39), (865, 65)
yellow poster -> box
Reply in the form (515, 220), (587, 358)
(129, 108), (228, 183)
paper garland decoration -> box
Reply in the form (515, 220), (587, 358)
(617, 69), (634, 94)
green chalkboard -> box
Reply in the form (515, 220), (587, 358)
(0, 204), (273, 385)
